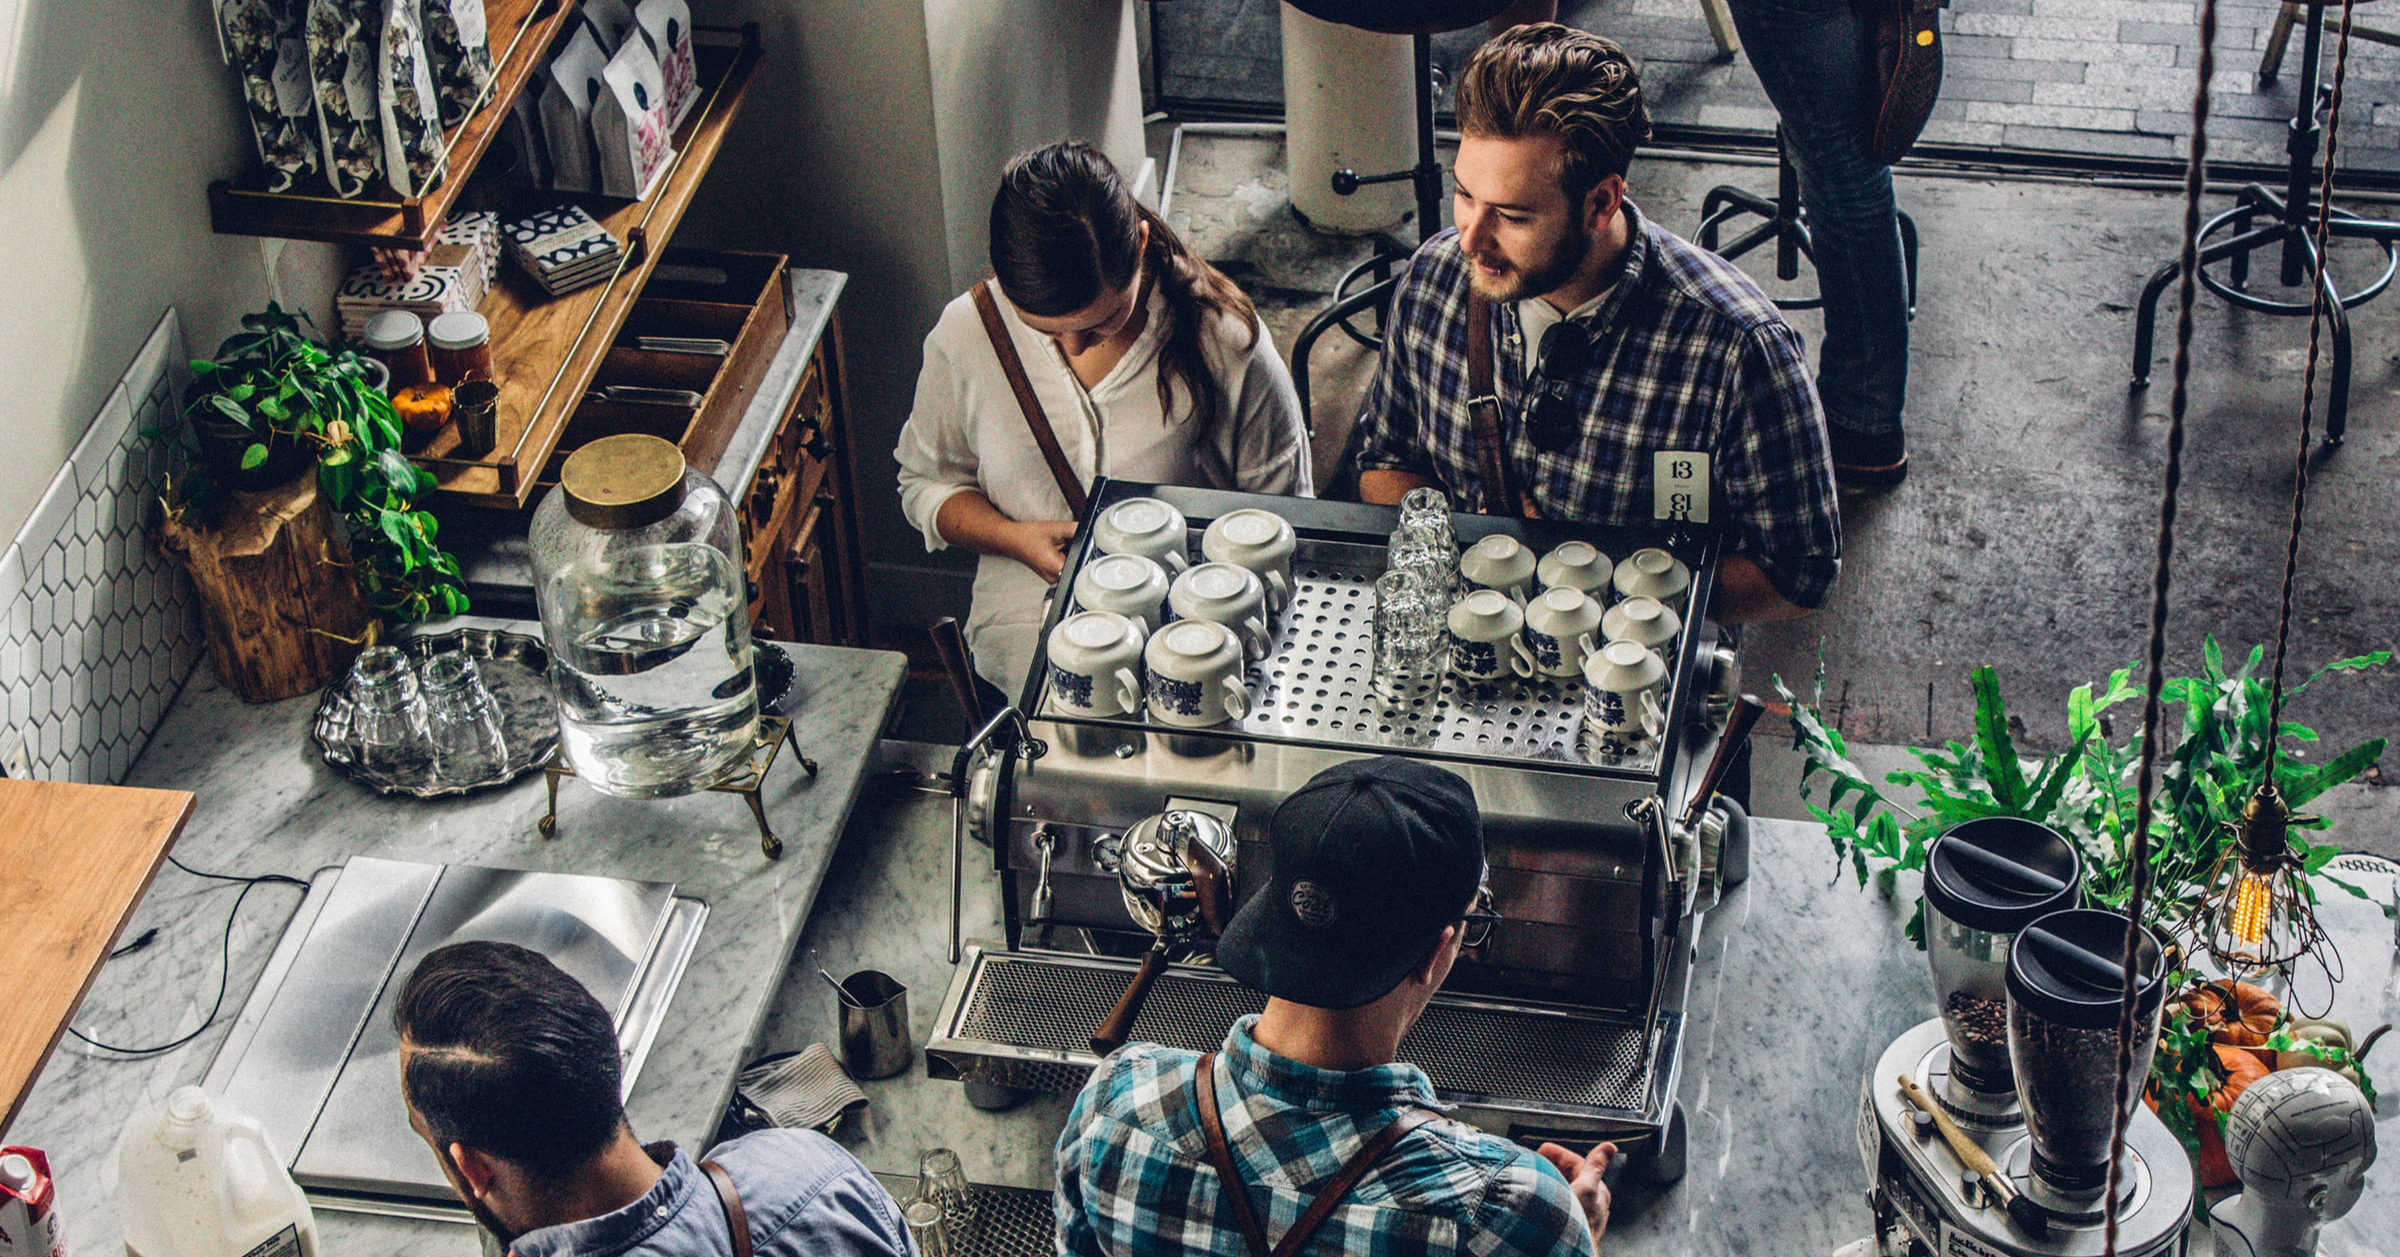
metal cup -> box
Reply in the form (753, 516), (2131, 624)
(452, 379), (499, 457)
(835, 969), (912, 1079)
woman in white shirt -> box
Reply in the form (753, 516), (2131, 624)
(897, 142), (1312, 701)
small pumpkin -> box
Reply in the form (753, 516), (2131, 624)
(391, 384), (453, 434)
(2191, 1044), (2272, 1187)
(2182, 980), (2281, 1047)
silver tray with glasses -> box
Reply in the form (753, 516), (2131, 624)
(311, 627), (560, 797)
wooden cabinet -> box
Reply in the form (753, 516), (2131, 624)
(742, 313), (865, 646)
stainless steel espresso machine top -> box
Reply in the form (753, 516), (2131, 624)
(927, 481), (1751, 1180)
(202, 857), (707, 1216)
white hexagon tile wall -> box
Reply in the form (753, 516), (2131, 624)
(0, 310), (206, 784)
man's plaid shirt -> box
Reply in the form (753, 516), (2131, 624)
(1054, 1016), (1592, 1257)
(1353, 202), (1842, 609)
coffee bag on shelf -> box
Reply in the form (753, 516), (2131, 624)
(593, 36), (674, 198)
(632, 0), (696, 131)
(377, 0), (448, 198)
(579, 0), (637, 53)
(303, 0), (384, 197)
(421, 0), (495, 128)
(216, 0), (322, 192)
(536, 25), (608, 194)
(507, 92), (550, 189)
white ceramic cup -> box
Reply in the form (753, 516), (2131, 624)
(1072, 553), (1171, 637)
(1601, 595), (1682, 654)
(1583, 639), (1669, 752)
(1170, 562), (1272, 661)
(1092, 497), (1190, 576)
(1522, 587), (1604, 679)
(1044, 611), (1145, 718)
(1144, 619), (1251, 727)
(1614, 547), (1691, 611)
(1536, 541), (1612, 600)
(1459, 534), (1538, 602)
(1447, 589), (1535, 683)
(1200, 509), (1296, 611)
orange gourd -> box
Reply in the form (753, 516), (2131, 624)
(2190, 1044), (2272, 1187)
(2183, 980), (2281, 1048)
(391, 385), (453, 434)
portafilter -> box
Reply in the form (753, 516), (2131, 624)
(1089, 810), (1236, 1055)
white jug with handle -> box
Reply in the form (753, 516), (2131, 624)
(119, 1087), (318, 1257)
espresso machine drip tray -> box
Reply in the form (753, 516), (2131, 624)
(202, 856), (708, 1217)
(929, 947), (1675, 1141)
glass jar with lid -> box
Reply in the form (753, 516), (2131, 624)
(530, 433), (757, 797)
(426, 311), (494, 386)
(1922, 817), (2081, 1118)
(362, 311), (435, 391)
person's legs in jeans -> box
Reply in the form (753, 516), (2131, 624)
(1723, 0), (1912, 479)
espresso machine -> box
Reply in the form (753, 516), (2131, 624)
(926, 481), (1749, 1179)
(1857, 824), (2194, 1257)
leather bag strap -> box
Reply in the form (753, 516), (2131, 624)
(701, 1159), (754, 1257)
(970, 280), (1089, 518)
(1193, 1051), (1441, 1257)
(1463, 292), (1524, 518)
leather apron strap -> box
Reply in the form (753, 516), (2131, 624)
(701, 1159), (753, 1257)
(1194, 1051), (1441, 1257)
(970, 280), (1090, 519)
(1463, 292), (1526, 518)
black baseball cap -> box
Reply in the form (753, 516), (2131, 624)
(1215, 757), (1485, 1010)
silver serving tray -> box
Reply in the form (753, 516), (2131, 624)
(311, 627), (560, 797)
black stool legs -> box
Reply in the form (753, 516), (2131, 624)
(1696, 125), (1921, 316)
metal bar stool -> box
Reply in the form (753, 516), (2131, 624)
(1695, 125), (1920, 315)
(2130, 0), (2397, 446)
(2259, 0), (2400, 83)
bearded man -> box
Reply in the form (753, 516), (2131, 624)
(1351, 23), (1841, 622)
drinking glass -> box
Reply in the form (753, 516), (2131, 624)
(1370, 570), (1447, 702)
(421, 651), (508, 786)
(902, 1199), (954, 1257)
(1390, 488), (1459, 601)
(915, 1147), (973, 1233)
(350, 646), (428, 775)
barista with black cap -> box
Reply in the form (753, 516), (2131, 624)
(1053, 756), (1615, 1257)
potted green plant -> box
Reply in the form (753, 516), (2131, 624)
(175, 303), (469, 626)
(1778, 641), (2390, 1192)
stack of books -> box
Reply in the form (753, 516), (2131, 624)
(335, 211), (501, 339)
(505, 206), (625, 297)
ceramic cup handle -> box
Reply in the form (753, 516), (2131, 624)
(1505, 635), (1536, 677)
(1111, 666), (1141, 715)
(1218, 673), (1251, 721)
(1637, 688), (1666, 740)
(1240, 614), (1269, 660)
(1158, 549), (1190, 577)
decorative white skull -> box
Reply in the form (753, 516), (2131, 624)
(2223, 1067), (2376, 1218)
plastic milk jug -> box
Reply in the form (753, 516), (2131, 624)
(0, 1147), (66, 1257)
(119, 1087), (318, 1257)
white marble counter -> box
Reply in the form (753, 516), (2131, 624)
(7, 623), (905, 1257)
(761, 742), (2400, 1254)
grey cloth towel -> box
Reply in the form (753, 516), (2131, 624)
(738, 1044), (870, 1133)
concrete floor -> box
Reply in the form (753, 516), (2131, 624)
(1162, 128), (2399, 853)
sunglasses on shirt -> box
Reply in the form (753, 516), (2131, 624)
(1523, 321), (1594, 454)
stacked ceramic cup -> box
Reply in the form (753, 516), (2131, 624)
(1577, 546), (1693, 763)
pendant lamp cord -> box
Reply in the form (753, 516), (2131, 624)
(2105, 0), (2220, 1249)
(2266, 0), (2359, 776)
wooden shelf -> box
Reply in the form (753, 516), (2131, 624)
(207, 0), (575, 250)
(412, 27), (763, 510)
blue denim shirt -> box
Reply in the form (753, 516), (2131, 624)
(510, 1132), (913, 1257)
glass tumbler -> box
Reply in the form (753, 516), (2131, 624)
(1370, 570), (1447, 702)
(916, 1147), (973, 1233)
(902, 1199), (954, 1257)
(350, 646), (428, 775)
(1390, 488), (1459, 601)
(422, 651), (509, 786)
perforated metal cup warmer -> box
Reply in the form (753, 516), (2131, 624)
(930, 481), (1755, 1182)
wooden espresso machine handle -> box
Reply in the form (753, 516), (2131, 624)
(1091, 942), (1171, 1056)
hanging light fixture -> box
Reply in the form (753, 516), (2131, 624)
(2184, 782), (2332, 976)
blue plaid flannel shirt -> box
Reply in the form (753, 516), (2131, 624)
(1352, 202), (1842, 609)
(1054, 1016), (1593, 1257)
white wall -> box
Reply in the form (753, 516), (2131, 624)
(0, 0), (344, 550)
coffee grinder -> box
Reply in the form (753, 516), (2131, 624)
(1853, 825), (2195, 1257)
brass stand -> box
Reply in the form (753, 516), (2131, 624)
(538, 715), (818, 858)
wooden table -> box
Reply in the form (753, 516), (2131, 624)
(0, 778), (193, 1134)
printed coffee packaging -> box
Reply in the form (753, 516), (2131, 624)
(377, 0), (448, 197)
(507, 92), (550, 189)
(632, 0), (696, 131)
(422, 0), (495, 128)
(593, 36), (674, 198)
(216, 0), (322, 192)
(536, 25), (608, 194)
(303, 0), (384, 197)
(580, 0), (637, 52)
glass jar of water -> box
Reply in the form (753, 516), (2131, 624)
(530, 433), (757, 797)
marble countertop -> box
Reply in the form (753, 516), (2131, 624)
(446, 268), (848, 618)
(764, 742), (2400, 1255)
(7, 620), (904, 1257)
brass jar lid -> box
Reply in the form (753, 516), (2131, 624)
(561, 434), (687, 530)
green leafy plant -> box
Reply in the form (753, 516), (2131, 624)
(175, 304), (468, 626)
(1776, 641), (2388, 944)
